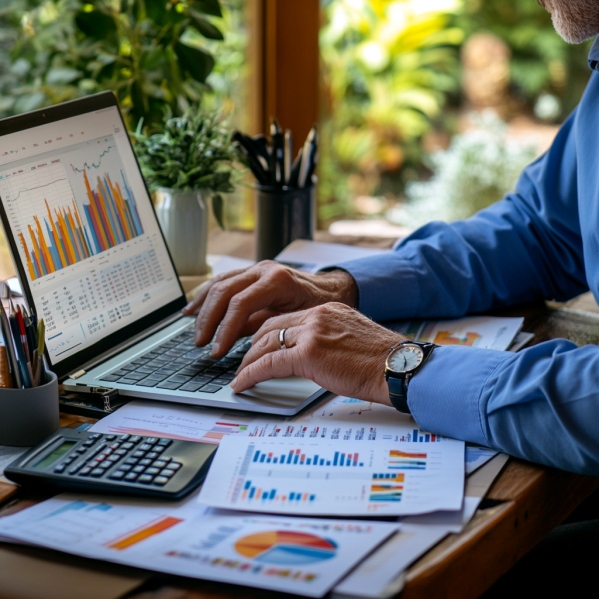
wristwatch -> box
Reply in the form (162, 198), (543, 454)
(385, 340), (436, 414)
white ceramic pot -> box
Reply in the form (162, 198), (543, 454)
(154, 187), (209, 276)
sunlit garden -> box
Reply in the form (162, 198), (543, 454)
(0, 0), (593, 239)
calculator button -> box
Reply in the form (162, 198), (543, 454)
(79, 467), (92, 476)
(153, 460), (168, 469)
(129, 436), (142, 443)
(133, 450), (146, 458)
(146, 451), (160, 459)
(68, 465), (82, 474)
(132, 465), (146, 473)
(144, 437), (159, 445)
(115, 449), (128, 456)
(88, 460), (100, 468)
(145, 467), (160, 476)
(118, 434), (130, 441)
(53, 464), (66, 473)
(140, 458), (152, 466)
(169, 462), (182, 471)
(119, 464), (133, 472)
(152, 445), (166, 453)
(124, 457), (138, 465)
(124, 472), (139, 481)
(105, 435), (116, 441)
(99, 462), (111, 470)
(138, 474), (154, 484)
(153, 476), (169, 486)
(160, 469), (176, 478)
(88, 434), (101, 440)
(107, 454), (120, 462)
(139, 443), (153, 451)
(90, 468), (104, 477)
(122, 442), (134, 450)
(109, 471), (126, 480)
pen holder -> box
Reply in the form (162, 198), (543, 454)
(0, 370), (60, 446)
(255, 185), (316, 261)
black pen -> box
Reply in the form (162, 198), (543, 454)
(284, 129), (293, 186)
(298, 125), (317, 188)
(269, 118), (284, 187)
(303, 126), (319, 187)
(232, 131), (270, 185)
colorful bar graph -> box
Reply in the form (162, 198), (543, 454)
(19, 168), (143, 280)
(241, 480), (316, 504)
(388, 449), (427, 470)
(370, 472), (405, 502)
(107, 516), (183, 550)
(412, 429), (438, 443)
(251, 448), (364, 467)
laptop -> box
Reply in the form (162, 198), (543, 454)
(0, 91), (325, 415)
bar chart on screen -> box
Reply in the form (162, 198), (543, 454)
(199, 436), (465, 516)
(0, 136), (144, 280)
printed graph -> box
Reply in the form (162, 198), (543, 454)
(388, 449), (427, 470)
(251, 447), (364, 467)
(240, 479), (316, 504)
(107, 516), (183, 550)
(434, 330), (481, 346)
(370, 473), (405, 502)
(234, 530), (337, 565)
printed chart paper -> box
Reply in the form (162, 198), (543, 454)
(389, 315), (524, 351)
(90, 400), (281, 443)
(199, 436), (464, 516)
(0, 493), (398, 598)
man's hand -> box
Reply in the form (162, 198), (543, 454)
(230, 302), (404, 406)
(183, 261), (359, 357)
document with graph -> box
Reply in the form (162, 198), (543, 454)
(198, 435), (465, 516)
(0, 491), (398, 598)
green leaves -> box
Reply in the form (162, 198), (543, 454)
(1, 0), (225, 130)
(131, 106), (241, 229)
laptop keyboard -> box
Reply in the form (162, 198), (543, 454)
(100, 327), (251, 394)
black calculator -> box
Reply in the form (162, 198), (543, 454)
(4, 429), (217, 500)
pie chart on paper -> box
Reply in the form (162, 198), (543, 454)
(234, 530), (338, 565)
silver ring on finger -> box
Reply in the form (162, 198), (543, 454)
(279, 328), (288, 350)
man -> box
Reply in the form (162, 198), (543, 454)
(185, 0), (599, 478)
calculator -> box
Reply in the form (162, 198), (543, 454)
(4, 429), (217, 500)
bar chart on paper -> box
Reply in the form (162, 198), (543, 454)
(199, 436), (466, 516)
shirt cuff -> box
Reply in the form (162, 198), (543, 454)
(336, 252), (420, 321)
(408, 345), (512, 446)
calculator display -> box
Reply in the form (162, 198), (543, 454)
(34, 440), (77, 470)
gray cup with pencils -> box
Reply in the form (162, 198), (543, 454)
(233, 121), (318, 261)
(0, 302), (58, 446)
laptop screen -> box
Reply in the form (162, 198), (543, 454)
(0, 92), (185, 377)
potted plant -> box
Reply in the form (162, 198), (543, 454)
(132, 106), (238, 276)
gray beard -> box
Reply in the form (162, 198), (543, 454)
(551, 0), (599, 43)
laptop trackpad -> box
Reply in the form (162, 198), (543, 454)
(240, 377), (322, 407)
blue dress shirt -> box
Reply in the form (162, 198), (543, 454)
(337, 39), (599, 475)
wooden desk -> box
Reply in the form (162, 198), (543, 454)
(0, 229), (598, 599)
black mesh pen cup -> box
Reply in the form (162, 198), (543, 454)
(255, 185), (316, 261)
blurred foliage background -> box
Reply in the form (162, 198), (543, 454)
(0, 0), (594, 231)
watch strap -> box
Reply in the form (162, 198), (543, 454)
(387, 376), (409, 413)
(386, 341), (436, 415)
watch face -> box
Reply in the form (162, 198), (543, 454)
(387, 344), (424, 373)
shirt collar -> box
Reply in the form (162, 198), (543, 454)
(588, 37), (599, 70)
